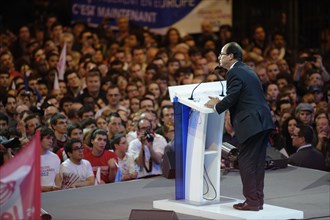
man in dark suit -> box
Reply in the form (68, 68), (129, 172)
(289, 124), (326, 171)
(205, 42), (274, 211)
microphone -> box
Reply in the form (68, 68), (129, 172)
(188, 77), (206, 100)
(188, 66), (225, 100)
(214, 66), (225, 97)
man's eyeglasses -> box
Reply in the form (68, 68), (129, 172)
(72, 146), (84, 151)
(219, 53), (229, 56)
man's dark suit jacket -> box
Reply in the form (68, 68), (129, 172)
(289, 146), (327, 171)
(215, 61), (274, 143)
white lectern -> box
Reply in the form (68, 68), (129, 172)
(168, 81), (226, 204)
(154, 81), (304, 219)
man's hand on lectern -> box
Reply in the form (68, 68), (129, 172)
(205, 96), (220, 109)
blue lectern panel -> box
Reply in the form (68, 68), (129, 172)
(174, 97), (190, 200)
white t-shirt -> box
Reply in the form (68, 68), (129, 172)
(41, 150), (61, 187)
(118, 154), (139, 176)
(60, 159), (94, 188)
(128, 134), (167, 178)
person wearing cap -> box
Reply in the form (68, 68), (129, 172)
(308, 85), (325, 104)
(295, 102), (314, 125)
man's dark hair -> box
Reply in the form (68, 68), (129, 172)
(64, 138), (82, 158)
(0, 65), (9, 76)
(59, 96), (74, 111)
(67, 123), (82, 137)
(50, 21), (62, 31)
(139, 97), (155, 109)
(296, 124), (314, 144)
(80, 118), (96, 129)
(40, 126), (55, 139)
(77, 105), (94, 119)
(37, 79), (48, 86)
(110, 133), (126, 150)
(23, 114), (38, 128)
(67, 109), (79, 121)
(2, 94), (16, 107)
(64, 69), (80, 84)
(90, 128), (108, 140)
(0, 113), (9, 124)
(86, 68), (101, 81)
(225, 42), (243, 61)
(276, 72), (293, 84)
(106, 112), (121, 123)
(46, 51), (59, 61)
(50, 113), (66, 126)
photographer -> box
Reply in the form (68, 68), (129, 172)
(128, 118), (167, 178)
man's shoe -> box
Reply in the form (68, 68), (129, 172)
(233, 202), (260, 211)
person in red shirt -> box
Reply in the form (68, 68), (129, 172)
(84, 129), (118, 183)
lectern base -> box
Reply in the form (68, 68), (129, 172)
(153, 197), (303, 220)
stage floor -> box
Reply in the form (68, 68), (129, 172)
(42, 166), (330, 219)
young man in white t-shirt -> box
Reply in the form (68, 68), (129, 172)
(40, 126), (61, 192)
(60, 138), (95, 188)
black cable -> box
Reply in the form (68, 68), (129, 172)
(203, 165), (217, 201)
(203, 175), (209, 195)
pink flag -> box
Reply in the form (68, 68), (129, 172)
(53, 70), (60, 90)
(57, 42), (67, 80)
(0, 132), (41, 219)
(94, 167), (101, 185)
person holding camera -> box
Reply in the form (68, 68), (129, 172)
(128, 118), (167, 178)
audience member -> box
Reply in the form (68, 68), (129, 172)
(60, 138), (95, 188)
(50, 113), (68, 153)
(111, 133), (138, 181)
(295, 103), (314, 125)
(84, 129), (118, 183)
(40, 126), (62, 192)
(128, 118), (166, 178)
(289, 124), (327, 171)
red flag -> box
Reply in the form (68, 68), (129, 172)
(57, 42), (67, 80)
(0, 132), (41, 220)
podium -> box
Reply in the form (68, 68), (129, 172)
(154, 81), (304, 220)
(168, 81), (226, 204)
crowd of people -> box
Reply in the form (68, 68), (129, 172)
(0, 14), (329, 191)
